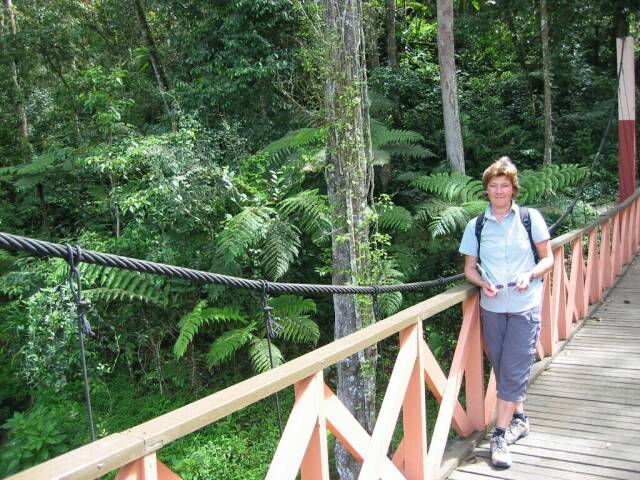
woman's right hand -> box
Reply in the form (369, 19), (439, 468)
(482, 281), (498, 297)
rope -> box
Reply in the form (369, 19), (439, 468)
(0, 232), (464, 295)
(260, 280), (283, 435)
(65, 244), (96, 443)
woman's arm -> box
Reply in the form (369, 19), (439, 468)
(515, 239), (554, 291)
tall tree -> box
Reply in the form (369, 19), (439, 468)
(324, 0), (377, 478)
(540, 0), (553, 165)
(386, 0), (397, 67)
(436, 0), (465, 173)
(131, 0), (176, 131)
(2, 0), (29, 159)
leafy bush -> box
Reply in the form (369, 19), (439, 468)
(0, 402), (86, 477)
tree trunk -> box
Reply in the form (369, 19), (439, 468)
(363, 1), (380, 69)
(540, 0), (553, 165)
(131, 0), (177, 132)
(386, 0), (397, 68)
(324, 1), (377, 478)
(505, 15), (537, 116)
(436, 0), (465, 173)
(2, 0), (30, 159)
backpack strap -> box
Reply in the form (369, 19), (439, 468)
(474, 213), (486, 261)
(519, 207), (540, 263)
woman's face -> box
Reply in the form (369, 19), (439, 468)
(486, 175), (514, 209)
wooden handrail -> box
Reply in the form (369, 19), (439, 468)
(9, 188), (640, 480)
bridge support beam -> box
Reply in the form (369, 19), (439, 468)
(618, 36), (636, 202)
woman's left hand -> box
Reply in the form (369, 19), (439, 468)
(515, 271), (533, 291)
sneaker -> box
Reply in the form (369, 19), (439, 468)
(504, 416), (530, 445)
(490, 435), (512, 468)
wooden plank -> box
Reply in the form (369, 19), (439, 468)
(526, 394), (640, 417)
(474, 448), (639, 480)
(515, 431), (640, 460)
(525, 423), (639, 445)
(525, 408), (640, 432)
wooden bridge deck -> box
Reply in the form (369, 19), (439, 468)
(449, 255), (640, 480)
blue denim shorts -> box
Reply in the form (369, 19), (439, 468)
(480, 306), (541, 402)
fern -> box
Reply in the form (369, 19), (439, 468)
(278, 189), (331, 241)
(80, 264), (167, 306)
(378, 205), (413, 232)
(260, 219), (301, 280)
(207, 323), (255, 368)
(518, 164), (587, 204)
(261, 128), (326, 165)
(371, 120), (424, 146)
(379, 292), (402, 318)
(412, 172), (484, 202)
(248, 337), (284, 373)
(269, 295), (317, 318)
(275, 316), (320, 344)
(217, 207), (272, 259)
(416, 200), (473, 238)
(173, 301), (247, 359)
(383, 144), (434, 159)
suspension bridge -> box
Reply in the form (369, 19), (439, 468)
(2, 185), (639, 480)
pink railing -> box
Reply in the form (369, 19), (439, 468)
(10, 190), (640, 480)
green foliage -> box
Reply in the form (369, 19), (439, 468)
(378, 204), (414, 233)
(412, 172), (484, 203)
(217, 207), (273, 260)
(270, 295), (320, 344)
(0, 402), (85, 477)
(278, 189), (331, 242)
(261, 219), (301, 281)
(518, 164), (588, 204)
(80, 264), (168, 306)
(174, 301), (247, 359)
(248, 338), (284, 373)
(207, 324), (256, 368)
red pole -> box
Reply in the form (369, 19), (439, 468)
(618, 37), (636, 202)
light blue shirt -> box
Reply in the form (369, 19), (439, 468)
(459, 203), (550, 313)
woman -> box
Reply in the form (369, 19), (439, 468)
(459, 157), (553, 468)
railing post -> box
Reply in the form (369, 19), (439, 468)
(399, 321), (428, 480)
(553, 247), (569, 340)
(463, 293), (485, 432)
(635, 197), (640, 250)
(567, 238), (586, 322)
(600, 220), (613, 290)
(115, 454), (181, 480)
(540, 270), (554, 356)
(612, 213), (623, 277)
(585, 228), (601, 305)
(267, 372), (328, 480)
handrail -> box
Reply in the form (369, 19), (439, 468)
(9, 188), (640, 480)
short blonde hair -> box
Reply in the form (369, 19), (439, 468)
(483, 156), (519, 194)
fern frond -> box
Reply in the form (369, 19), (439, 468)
(371, 120), (424, 147)
(207, 323), (255, 368)
(217, 207), (272, 259)
(425, 204), (471, 238)
(379, 291), (402, 318)
(278, 189), (331, 241)
(412, 172), (484, 202)
(80, 265), (167, 306)
(248, 337), (284, 373)
(173, 300), (247, 359)
(261, 128), (326, 165)
(260, 219), (301, 281)
(368, 91), (395, 117)
(383, 144), (435, 159)
(518, 164), (587, 204)
(378, 205), (413, 232)
(270, 295), (317, 318)
(275, 316), (320, 344)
